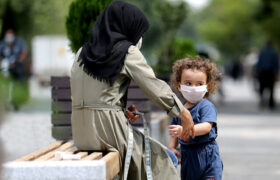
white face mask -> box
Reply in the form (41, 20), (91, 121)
(136, 37), (142, 49)
(180, 84), (208, 104)
(5, 34), (15, 44)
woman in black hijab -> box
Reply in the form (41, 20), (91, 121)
(70, 1), (194, 179)
(78, 0), (149, 85)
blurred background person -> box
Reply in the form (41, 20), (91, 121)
(244, 47), (259, 91)
(0, 28), (29, 111)
(256, 40), (279, 110)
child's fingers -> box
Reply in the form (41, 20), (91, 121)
(169, 125), (178, 129)
(169, 130), (179, 136)
(169, 131), (176, 135)
(174, 151), (181, 158)
(168, 128), (178, 132)
(169, 133), (180, 138)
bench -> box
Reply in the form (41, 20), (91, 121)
(3, 141), (120, 180)
(51, 76), (151, 140)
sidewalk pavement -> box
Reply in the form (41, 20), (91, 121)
(215, 78), (280, 180)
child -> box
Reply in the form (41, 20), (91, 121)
(168, 56), (223, 180)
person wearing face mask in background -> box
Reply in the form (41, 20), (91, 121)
(0, 28), (29, 110)
(168, 56), (223, 180)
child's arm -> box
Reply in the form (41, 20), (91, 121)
(168, 134), (181, 163)
(168, 135), (179, 150)
(169, 122), (213, 137)
(193, 122), (213, 136)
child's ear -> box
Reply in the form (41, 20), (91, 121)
(176, 82), (181, 91)
(207, 83), (211, 91)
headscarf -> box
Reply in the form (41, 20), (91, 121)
(78, 0), (149, 85)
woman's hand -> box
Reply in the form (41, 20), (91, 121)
(125, 105), (140, 124)
(168, 125), (183, 138)
(179, 108), (195, 141)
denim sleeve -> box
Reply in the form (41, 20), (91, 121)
(170, 117), (179, 125)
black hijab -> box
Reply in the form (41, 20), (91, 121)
(78, 0), (149, 85)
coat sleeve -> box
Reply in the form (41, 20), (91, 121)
(123, 46), (184, 117)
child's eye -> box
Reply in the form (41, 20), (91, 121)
(185, 82), (191, 86)
(198, 83), (203, 86)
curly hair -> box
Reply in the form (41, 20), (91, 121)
(170, 56), (221, 97)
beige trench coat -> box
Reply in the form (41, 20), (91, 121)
(71, 46), (184, 180)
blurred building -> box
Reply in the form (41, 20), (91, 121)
(32, 36), (75, 85)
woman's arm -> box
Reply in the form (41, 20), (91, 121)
(123, 46), (194, 139)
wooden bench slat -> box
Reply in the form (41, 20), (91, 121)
(52, 101), (72, 113)
(51, 76), (70, 88)
(102, 152), (120, 180)
(76, 152), (89, 159)
(82, 152), (103, 160)
(52, 88), (71, 100)
(127, 88), (148, 100)
(52, 126), (72, 141)
(34, 142), (74, 161)
(14, 141), (64, 162)
(51, 113), (71, 126)
(126, 100), (150, 112)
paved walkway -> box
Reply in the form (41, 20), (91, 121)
(215, 78), (280, 180)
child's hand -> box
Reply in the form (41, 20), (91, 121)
(169, 147), (181, 164)
(169, 125), (183, 137)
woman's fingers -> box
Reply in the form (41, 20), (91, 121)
(126, 104), (141, 124)
(128, 104), (137, 112)
(129, 114), (140, 123)
(190, 127), (195, 138)
(126, 110), (134, 118)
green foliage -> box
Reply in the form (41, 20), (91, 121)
(124, 0), (191, 75)
(125, 0), (189, 58)
(155, 37), (196, 76)
(0, 0), (74, 45)
(255, 0), (280, 48)
(194, 0), (259, 59)
(31, 0), (74, 35)
(0, 0), (33, 39)
(154, 1), (187, 32)
(66, 0), (112, 52)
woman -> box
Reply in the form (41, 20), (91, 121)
(70, 1), (194, 179)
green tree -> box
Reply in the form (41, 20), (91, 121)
(194, 0), (259, 60)
(66, 0), (112, 52)
(155, 37), (196, 75)
(126, 0), (189, 59)
(0, 0), (74, 44)
(0, 0), (33, 39)
(255, 0), (280, 48)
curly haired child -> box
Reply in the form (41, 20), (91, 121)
(168, 56), (223, 180)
